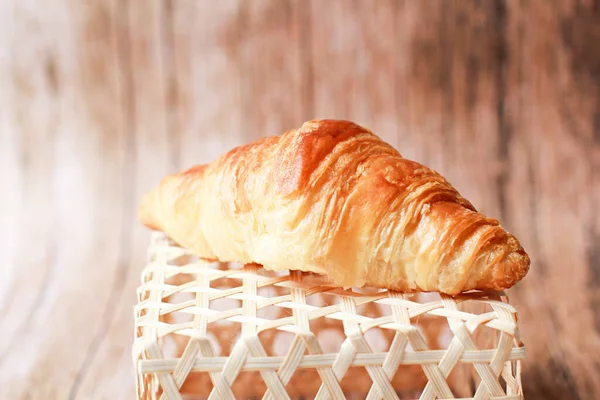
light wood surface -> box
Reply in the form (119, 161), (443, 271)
(0, 1), (598, 399)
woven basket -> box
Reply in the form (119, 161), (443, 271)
(134, 233), (525, 400)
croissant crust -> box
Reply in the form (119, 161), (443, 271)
(139, 120), (529, 295)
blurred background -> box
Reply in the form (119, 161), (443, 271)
(0, 0), (599, 399)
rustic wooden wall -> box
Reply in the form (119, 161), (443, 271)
(1, 1), (599, 399)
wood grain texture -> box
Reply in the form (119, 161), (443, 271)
(0, 1), (598, 399)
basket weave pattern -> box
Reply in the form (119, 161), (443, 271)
(134, 233), (525, 399)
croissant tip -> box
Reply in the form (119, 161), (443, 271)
(456, 231), (530, 295)
(484, 246), (531, 293)
(503, 247), (531, 288)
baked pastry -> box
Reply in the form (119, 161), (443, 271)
(139, 120), (529, 294)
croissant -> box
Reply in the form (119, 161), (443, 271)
(139, 120), (529, 294)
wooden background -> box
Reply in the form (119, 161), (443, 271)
(1, 1), (599, 399)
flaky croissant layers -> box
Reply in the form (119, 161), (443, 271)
(139, 120), (529, 295)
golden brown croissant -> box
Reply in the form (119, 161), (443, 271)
(139, 120), (529, 294)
